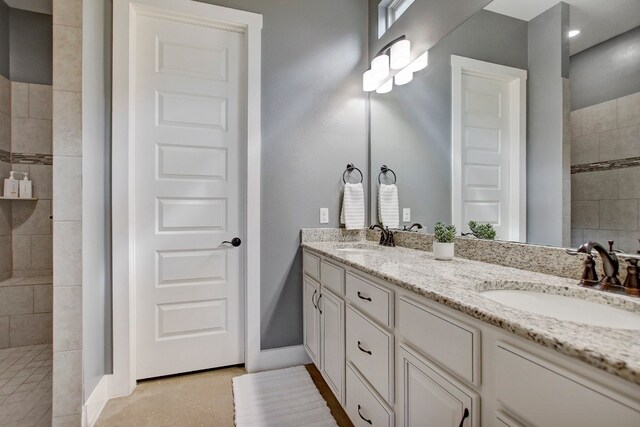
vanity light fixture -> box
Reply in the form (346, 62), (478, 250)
(390, 39), (411, 69)
(407, 50), (428, 72)
(394, 67), (413, 85)
(376, 78), (393, 94)
(568, 29), (581, 38)
(363, 70), (379, 92)
(371, 54), (390, 80)
(362, 35), (429, 94)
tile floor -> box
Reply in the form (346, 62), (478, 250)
(97, 364), (352, 427)
(0, 344), (52, 426)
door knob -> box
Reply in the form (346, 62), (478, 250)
(222, 237), (242, 247)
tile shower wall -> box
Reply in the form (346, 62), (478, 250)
(0, 277), (52, 348)
(0, 75), (10, 282)
(10, 82), (53, 278)
(52, 0), (83, 423)
(571, 91), (640, 252)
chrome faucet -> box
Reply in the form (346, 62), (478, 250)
(576, 241), (622, 290)
(370, 224), (395, 247)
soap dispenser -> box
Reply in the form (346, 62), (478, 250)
(19, 172), (32, 199)
(3, 171), (19, 198)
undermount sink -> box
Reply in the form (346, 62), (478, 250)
(480, 288), (640, 330)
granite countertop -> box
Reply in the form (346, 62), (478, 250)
(302, 240), (640, 385)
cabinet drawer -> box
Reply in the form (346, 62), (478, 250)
(303, 251), (320, 281)
(346, 306), (393, 404)
(321, 260), (344, 295)
(346, 364), (393, 427)
(346, 272), (393, 328)
(398, 296), (479, 385)
(496, 343), (640, 427)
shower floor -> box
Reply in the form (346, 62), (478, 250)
(0, 344), (52, 426)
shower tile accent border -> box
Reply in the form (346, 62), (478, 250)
(0, 149), (10, 163)
(571, 156), (640, 174)
(301, 228), (585, 281)
(11, 152), (54, 166)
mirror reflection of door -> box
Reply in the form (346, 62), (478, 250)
(451, 56), (527, 242)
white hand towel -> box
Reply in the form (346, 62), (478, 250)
(340, 183), (365, 230)
(378, 183), (399, 229)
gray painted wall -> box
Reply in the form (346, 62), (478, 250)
(368, 0), (491, 60)
(194, 0), (369, 349)
(370, 10), (528, 229)
(9, 8), (52, 84)
(83, 0), (112, 399)
(526, 2), (570, 247)
(570, 26), (640, 110)
(0, 1), (9, 79)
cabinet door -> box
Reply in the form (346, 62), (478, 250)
(303, 277), (320, 366)
(320, 288), (345, 405)
(397, 346), (478, 427)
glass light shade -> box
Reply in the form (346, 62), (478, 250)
(371, 54), (390, 80)
(408, 51), (429, 72)
(394, 67), (413, 85)
(390, 39), (411, 69)
(362, 70), (379, 92)
(376, 78), (393, 94)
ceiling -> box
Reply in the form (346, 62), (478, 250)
(4, 0), (52, 15)
(485, 0), (640, 55)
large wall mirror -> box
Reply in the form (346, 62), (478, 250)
(369, 0), (640, 251)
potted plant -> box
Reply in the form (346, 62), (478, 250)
(433, 221), (456, 260)
(465, 220), (496, 240)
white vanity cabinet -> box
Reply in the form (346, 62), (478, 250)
(320, 287), (345, 403)
(303, 275), (320, 366)
(495, 343), (640, 426)
(303, 254), (346, 404)
(302, 248), (640, 427)
(397, 346), (478, 427)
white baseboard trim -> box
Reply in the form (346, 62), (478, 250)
(247, 345), (311, 373)
(82, 375), (110, 427)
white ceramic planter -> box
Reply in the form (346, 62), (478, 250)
(433, 242), (454, 261)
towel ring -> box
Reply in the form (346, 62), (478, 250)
(378, 165), (397, 184)
(343, 163), (363, 184)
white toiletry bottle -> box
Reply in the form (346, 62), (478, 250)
(3, 171), (19, 198)
(19, 172), (33, 199)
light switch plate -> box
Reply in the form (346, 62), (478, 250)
(320, 208), (329, 224)
(403, 208), (411, 222)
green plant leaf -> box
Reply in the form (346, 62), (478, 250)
(434, 221), (456, 243)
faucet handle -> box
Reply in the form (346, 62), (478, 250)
(608, 240), (615, 252)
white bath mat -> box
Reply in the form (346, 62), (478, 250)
(232, 366), (338, 427)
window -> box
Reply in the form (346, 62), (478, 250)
(379, 0), (415, 37)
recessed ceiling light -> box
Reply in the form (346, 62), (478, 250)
(569, 29), (581, 38)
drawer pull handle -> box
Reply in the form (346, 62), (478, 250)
(357, 404), (372, 425)
(458, 408), (469, 427)
(357, 341), (372, 355)
(357, 291), (372, 301)
(312, 289), (318, 309)
(317, 294), (323, 314)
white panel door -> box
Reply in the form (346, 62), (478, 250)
(134, 14), (245, 379)
(461, 74), (510, 239)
